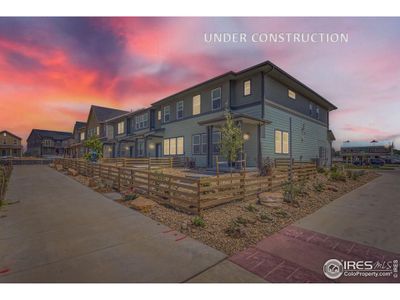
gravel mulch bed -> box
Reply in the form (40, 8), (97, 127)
(125, 171), (379, 255)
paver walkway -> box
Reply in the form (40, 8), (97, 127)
(230, 169), (400, 283)
(0, 165), (259, 283)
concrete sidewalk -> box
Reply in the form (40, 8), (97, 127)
(0, 165), (258, 283)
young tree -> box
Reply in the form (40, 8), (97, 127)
(220, 110), (244, 170)
(84, 135), (103, 162)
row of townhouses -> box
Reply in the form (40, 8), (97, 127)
(27, 60), (337, 168)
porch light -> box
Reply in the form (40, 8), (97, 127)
(148, 143), (155, 150)
(243, 133), (250, 141)
(108, 148), (112, 152)
(125, 146), (129, 150)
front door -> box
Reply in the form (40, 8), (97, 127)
(155, 143), (162, 157)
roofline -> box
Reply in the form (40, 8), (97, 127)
(0, 130), (22, 140)
(104, 107), (149, 123)
(149, 60), (337, 111)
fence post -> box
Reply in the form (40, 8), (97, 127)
(197, 180), (201, 216)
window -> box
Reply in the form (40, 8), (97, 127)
(193, 134), (208, 155)
(316, 107), (320, 120)
(163, 106), (170, 123)
(243, 80), (251, 96)
(14, 139), (17, 145)
(192, 135), (201, 154)
(137, 140), (145, 157)
(117, 121), (125, 134)
(275, 130), (289, 154)
(176, 100), (184, 120)
(96, 126), (100, 136)
(177, 137), (184, 155)
(211, 87), (221, 111)
(80, 132), (85, 141)
(163, 139), (170, 155)
(157, 110), (161, 121)
(2, 132), (5, 136)
(163, 137), (184, 155)
(136, 113), (148, 129)
(309, 103), (313, 116)
(201, 133), (208, 154)
(193, 95), (201, 115)
(212, 131), (221, 154)
(288, 89), (296, 99)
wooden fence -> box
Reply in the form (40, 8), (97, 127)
(100, 157), (185, 169)
(0, 161), (13, 201)
(55, 158), (316, 214)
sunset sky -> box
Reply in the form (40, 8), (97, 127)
(0, 17), (399, 149)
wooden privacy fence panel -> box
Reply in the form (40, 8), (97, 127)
(100, 157), (185, 169)
(55, 158), (317, 214)
(0, 161), (13, 201)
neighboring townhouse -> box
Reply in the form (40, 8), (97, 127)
(0, 130), (23, 157)
(26, 129), (72, 157)
(81, 105), (129, 155)
(102, 60), (337, 168)
(341, 140), (394, 164)
(63, 121), (86, 158)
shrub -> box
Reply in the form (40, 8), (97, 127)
(235, 216), (248, 225)
(317, 167), (325, 174)
(259, 212), (273, 222)
(330, 170), (347, 182)
(192, 216), (206, 227)
(245, 203), (258, 212)
(124, 194), (138, 201)
(273, 209), (290, 218)
(282, 181), (301, 203)
(313, 181), (325, 192)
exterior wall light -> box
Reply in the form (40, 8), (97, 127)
(148, 143), (155, 150)
(243, 133), (250, 141)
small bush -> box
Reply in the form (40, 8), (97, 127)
(235, 216), (248, 225)
(192, 216), (206, 227)
(245, 203), (258, 212)
(259, 212), (273, 222)
(282, 181), (301, 202)
(273, 209), (290, 218)
(317, 167), (325, 174)
(124, 194), (138, 201)
(313, 181), (325, 192)
(330, 170), (347, 182)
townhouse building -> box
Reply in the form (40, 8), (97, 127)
(26, 129), (72, 157)
(101, 60), (337, 168)
(0, 130), (23, 157)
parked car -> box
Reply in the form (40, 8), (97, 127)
(369, 158), (385, 167)
(353, 160), (361, 166)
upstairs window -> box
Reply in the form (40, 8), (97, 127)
(309, 103), (313, 116)
(193, 95), (201, 115)
(163, 106), (170, 123)
(96, 126), (100, 136)
(136, 113), (148, 129)
(288, 89), (296, 99)
(157, 110), (161, 121)
(80, 132), (85, 141)
(176, 100), (184, 120)
(243, 80), (251, 96)
(316, 107), (320, 120)
(211, 87), (222, 111)
(117, 121), (125, 134)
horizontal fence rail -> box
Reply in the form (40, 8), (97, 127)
(54, 158), (317, 214)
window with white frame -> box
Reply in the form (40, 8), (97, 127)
(316, 107), (320, 120)
(163, 106), (170, 123)
(201, 133), (208, 154)
(80, 132), (85, 141)
(192, 135), (201, 154)
(309, 103), (313, 116)
(163, 137), (184, 155)
(136, 113), (148, 129)
(212, 131), (221, 154)
(243, 80), (251, 96)
(192, 95), (201, 115)
(288, 89), (296, 99)
(176, 100), (184, 120)
(275, 130), (289, 154)
(96, 126), (100, 136)
(211, 87), (221, 110)
(157, 110), (161, 121)
(117, 121), (125, 134)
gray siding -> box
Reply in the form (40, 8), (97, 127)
(262, 103), (331, 165)
(231, 73), (262, 107)
(264, 76), (328, 125)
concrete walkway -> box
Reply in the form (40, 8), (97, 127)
(230, 169), (400, 282)
(0, 165), (258, 283)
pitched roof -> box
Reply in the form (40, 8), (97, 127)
(74, 121), (86, 130)
(30, 129), (72, 140)
(0, 130), (22, 140)
(91, 105), (129, 123)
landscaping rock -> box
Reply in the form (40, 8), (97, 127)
(326, 185), (339, 192)
(130, 196), (156, 213)
(68, 168), (78, 176)
(88, 177), (98, 188)
(258, 192), (284, 207)
(49, 163), (55, 168)
(181, 221), (188, 230)
(55, 164), (63, 171)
